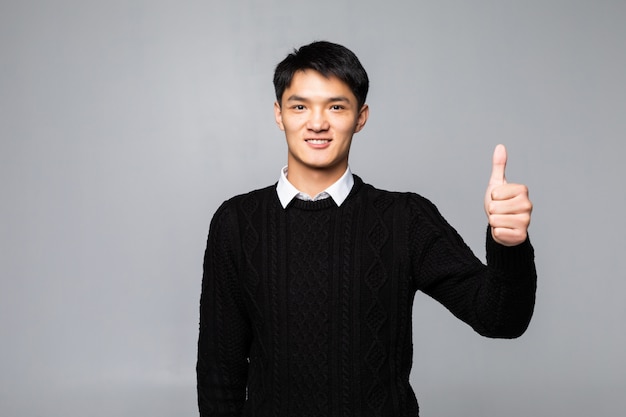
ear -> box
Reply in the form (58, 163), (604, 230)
(354, 104), (369, 133)
(274, 101), (285, 131)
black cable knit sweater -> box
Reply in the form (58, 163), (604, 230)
(197, 175), (536, 417)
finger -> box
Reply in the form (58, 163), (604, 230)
(490, 183), (529, 201)
(487, 213), (531, 230)
(489, 144), (508, 185)
(491, 227), (528, 247)
(488, 196), (533, 215)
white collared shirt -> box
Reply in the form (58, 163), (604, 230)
(276, 166), (354, 209)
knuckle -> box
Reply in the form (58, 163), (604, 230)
(523, 200), (533, 212)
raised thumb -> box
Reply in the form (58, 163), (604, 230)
(489, 144), (507, 185)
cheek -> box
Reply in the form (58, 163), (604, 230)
(336, 119), (358, 134)
(282, 122), (298, 134)
(282, 116), (303, 130)
(282, 121), (303, 139)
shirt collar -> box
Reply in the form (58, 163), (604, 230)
(276, 166), (354, 209)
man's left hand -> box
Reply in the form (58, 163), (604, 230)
(484, 144), (533, 246)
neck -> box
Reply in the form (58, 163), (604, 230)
(287, 164), (347, 197)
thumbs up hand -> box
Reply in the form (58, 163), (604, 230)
(484, 144), (532, 246)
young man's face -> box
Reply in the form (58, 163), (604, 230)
(274, 70), (368, 181)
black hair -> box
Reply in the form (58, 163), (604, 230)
(273, 41), (369, 109)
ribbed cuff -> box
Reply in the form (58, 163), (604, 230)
(485, 225), (535, 273)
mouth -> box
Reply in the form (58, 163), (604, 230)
(305, 139), (331, 144)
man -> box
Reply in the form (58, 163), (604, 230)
(197, 41), (536, 417)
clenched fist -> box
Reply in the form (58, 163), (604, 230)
(484, 144), (533, 246)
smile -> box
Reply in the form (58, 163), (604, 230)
(306, 139), (331, 144)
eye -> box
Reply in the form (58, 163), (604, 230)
(292, 104), (305, 110)
(331, 104), (344, 110)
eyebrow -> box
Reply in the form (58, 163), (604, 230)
(285, 94), (352, 104)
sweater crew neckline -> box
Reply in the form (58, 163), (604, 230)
(285, 175), (364, 211)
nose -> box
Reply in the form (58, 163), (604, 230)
(307, 109), (329, 132)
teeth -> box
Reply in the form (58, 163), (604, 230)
(307, 139), (330, 144)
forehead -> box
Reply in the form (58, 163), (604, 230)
(282, 70), (355, 102)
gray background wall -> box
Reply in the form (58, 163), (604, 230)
(1, 1), (624, 416)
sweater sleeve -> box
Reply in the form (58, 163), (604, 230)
(197, 202), (251, 416)
(411, 196), (537, 338)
